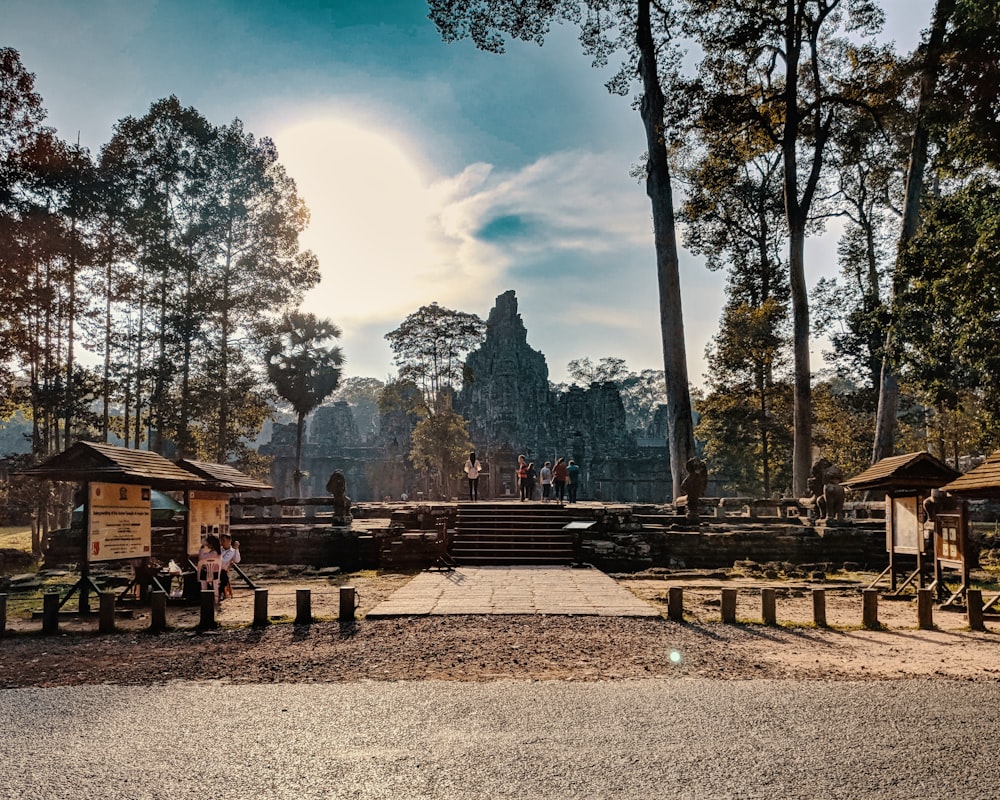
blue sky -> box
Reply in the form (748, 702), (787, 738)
(7, 0), (935, 386)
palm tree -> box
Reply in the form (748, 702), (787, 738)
(264, 312), (344, 497)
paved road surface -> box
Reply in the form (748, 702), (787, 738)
(2, 679), (998, 799)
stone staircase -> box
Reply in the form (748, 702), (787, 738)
(451, 503), (576, 565)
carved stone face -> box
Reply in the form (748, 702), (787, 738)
(326, 470), (347, 497)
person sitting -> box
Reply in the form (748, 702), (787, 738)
(219, 532), (241, 600)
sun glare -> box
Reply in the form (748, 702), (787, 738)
(273, 117), (445, 325)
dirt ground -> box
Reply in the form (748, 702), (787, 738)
(1, 569), (999, 687)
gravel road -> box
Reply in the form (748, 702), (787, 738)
(2, 679), (998, 799)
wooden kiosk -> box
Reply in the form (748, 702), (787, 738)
(20, 441), (210, 614)
(842, 452), (960, 595)
(939, 449), (1000, 611)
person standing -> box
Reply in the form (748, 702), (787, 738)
(525, 461), (537, 501)
(516, 455), (529, 501)
(464, 452), (483, 501)
(552, 457), (569, 504)
(567, 459), (581, 503)
(540, 461), (553, 502)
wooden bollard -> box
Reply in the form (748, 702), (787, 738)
(812, 588), (827, 627)
(339, 586), (359, 622)
(761, 588), (776, 625)
(967, 589), (986, 632)
(42, 592), (60, 635)
(917, 588), (934, 630)
(0, 593), (6, 639)
(862, 589), (879, 629)
(150, 590), (167, 632)
(667, 587), (684, 621)
(198, 590), (217, 629)
(253, 588), (270, 626)
(721, 588), (737, 623)
(296, 588), (312, 624)
(99, 591), (116, 634)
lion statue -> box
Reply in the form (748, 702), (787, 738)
(325, 469), (352, 524)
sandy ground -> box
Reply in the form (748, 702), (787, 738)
(1, 570), (998, 686)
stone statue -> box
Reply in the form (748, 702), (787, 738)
(325, 469), (352, 525)
(676, 457), (708, 521)
(804, 458), (845, 520)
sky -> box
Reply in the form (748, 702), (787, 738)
(6, 0), (936, 387)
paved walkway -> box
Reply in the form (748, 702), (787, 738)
(366, 566), (660, 617)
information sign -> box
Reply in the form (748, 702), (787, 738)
(187, 490), (230, 555)
(88, 482), (152, 562)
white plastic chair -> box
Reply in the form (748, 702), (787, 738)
(198, 554), (223, 603)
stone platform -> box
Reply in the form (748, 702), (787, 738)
(366, 565), (660, 618)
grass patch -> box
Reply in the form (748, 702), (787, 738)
(0, 525), (33, 553)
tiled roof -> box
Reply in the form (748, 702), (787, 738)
(940, 450), (1000, 497)
(842, 451), (959, 491)
(20, 441), (207, 488)
(176, 458), (272, 492)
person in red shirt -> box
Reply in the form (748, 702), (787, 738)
(552, 457), (569, 504)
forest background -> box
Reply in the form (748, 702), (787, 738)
(2, 0), (999, 518)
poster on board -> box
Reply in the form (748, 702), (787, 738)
(890, 495), (921, 553)
(88, 482), (152, 562)
(187, 490), (230, 555)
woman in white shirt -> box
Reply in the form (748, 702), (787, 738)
(464, 452), (483, 501)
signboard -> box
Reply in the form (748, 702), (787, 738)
(88, 482), (151, 562)
(187, 490), (230, 555)
(889, 495), (921, 554)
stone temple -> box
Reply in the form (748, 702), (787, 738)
(262, 290), (673, 502)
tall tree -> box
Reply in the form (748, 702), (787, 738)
(686, 0), (887, 493)
(264, 312), (345, 497)
(872, 0), (961, 462)
(428, 0), (697, 500)
(385, 302), (485, 412)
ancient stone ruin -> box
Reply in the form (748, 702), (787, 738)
(263, 290), (673, 502)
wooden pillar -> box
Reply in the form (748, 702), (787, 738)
(42, 592), (59, 635)
(199, 590), (216, 629)
(862, 589), (879, 630)
(150, 591), (167, 632)
(99, 591), (116, 634)
(761, 588), (776, 625)
(339, 586), (358, 622)
(667, 587), (683, 621)
(296, 588), (312, 625)
(812, 588), (827, 627)
(253, 588), (270, 627)
(917, 588), (934, 630)
(0, 593), (6, 639)
(721, 588), (737, 623)
(967, 588), (985, 632)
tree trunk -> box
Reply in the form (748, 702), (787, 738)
(293, 411), (305, 498)
(872, 0), (955, 463)
(637, 0), (696, 500)
(789, 221), (812, 496)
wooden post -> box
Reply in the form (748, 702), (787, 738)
(0, 593), (6, 639)
(339, 586), (358, 622)
(150, 590), (167, 632)
(43, 592), (59, 635)
(199, 590), (216, 629)
(812, 588), (827, 627)
(917, 588), (934, 630)
(99, 591), (116, 634)
(296, 588), (312, 624)
(253, 588), (270, 627)
(721, 588), (737, 623)
(667, 587), (683, 621)
(967, 588), (986, 632)
(862, 589), (879, 629)
(761, 588), (777, 625)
